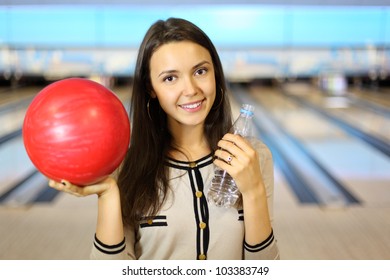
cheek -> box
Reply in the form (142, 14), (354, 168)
(204, 81), (217, 101)
(158, 99), (174, 114)
(154, 90), (178, 112)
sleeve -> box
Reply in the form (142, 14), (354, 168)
(90, 227), (137, 260)
(244, 229), (280, 260)
(244, 139), (280, 260)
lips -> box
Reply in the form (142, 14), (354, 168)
(179, 99), (204, 110)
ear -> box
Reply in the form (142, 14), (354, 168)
(150, 91), (157, 99)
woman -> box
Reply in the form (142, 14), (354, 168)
(49, 18), (279, 260)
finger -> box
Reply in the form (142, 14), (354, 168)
(48, 179), (65, 190)
(48, 179), (84, 197)
(217, 138), (243, 160)
(70, 177), (113, 197)
(220, 135), (259, 166)
(59, 180), (81, 196)
(214, 149), (235, 165)
(213, 156), (235, 174)
(221, 133), (253, 152)
(226, 154), (234, 165)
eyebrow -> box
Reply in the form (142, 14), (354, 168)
(157, 60), (212, 77)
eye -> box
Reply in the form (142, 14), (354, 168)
(195, 68), (208, 76)
(163, 75), (177, 83)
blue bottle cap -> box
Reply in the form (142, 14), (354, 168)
(240, 104), (254, 117)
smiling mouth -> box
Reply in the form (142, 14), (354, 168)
(179, 99), (204, 110)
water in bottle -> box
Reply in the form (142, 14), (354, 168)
(207, 104), (255, 208)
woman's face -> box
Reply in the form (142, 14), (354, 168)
(149, 41), (216, 132)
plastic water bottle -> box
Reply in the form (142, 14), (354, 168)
(207, 104), (255, 208)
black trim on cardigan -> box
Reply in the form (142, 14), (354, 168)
(244, 229), (275, 253)
(139, 216), (168, 228)
(94, 234), (126, 255)
(194, 167), (210, 259)
(140, 222), (168, 228)
(187, 167), (210, 260)
(165, 153), (214, 170)
(164, 154), (214, 260)
(238, 209), (244, 221)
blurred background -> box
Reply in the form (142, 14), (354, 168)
(0, 0), (389, 259)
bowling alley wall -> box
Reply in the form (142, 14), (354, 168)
(0, 4), (389, 83)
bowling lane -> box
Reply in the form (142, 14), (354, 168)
(281, 83), (390, 143)
(0, 87), (39, 138)
(245, 84), (390, 207)
(0, 86), (37, 106)
(0, 137), (36, 195)
(0, 87), (41, 199)
(230, 85), (390, 259)
(349, 86), (390, 109)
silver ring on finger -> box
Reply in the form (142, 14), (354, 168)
(227, 154), (233, 165)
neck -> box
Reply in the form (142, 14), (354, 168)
(168, 123), (211, 162)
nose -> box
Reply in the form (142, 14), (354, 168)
(182, 76), (198, 96)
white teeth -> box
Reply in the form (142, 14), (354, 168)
(181, 101), (202, 109)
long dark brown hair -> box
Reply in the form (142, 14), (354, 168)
(117, 18), (232, 228)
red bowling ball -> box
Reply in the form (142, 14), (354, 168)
(23, 78), (131, 186)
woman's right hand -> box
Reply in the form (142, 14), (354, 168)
(48, 176), (118, 198)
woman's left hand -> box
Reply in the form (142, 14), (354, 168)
(213, 133), (264, 196)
